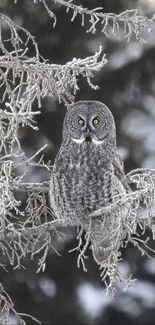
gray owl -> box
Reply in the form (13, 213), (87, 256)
(50, 101), (129, 264)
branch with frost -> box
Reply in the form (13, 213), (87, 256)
(0, 14), (107, 108)
(0, 283), (40, 325)
(29, 0), (155, 42)
(0, 176), (60, 271)
(0, 47), (107, 106)
(87, 169), (155, 294)
(0, 103), (40, 154)
(0, 13), (39, 58)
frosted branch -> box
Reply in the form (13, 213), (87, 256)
(87, 170), (155, 294)
(0, 14), (107, 108)
(30, 1), (155, 42)
(0, 283), (41, 324)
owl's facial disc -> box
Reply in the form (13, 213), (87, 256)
(71, 114), (108, 145)
(64, 101), (116, 146)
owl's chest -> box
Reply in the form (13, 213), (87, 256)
(66, 160), (102, 187)
(54, 153), (113, 216)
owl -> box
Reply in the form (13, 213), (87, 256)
(49, 101), (129, 264)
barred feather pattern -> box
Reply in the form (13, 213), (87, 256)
(50, 140), (128, 263)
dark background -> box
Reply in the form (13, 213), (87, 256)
(1, 0), (155, 324)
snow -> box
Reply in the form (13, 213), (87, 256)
(144, 258), (155, 275)
(38, 277), (57, 298)
(127, 280), (155, 308)
(3, 314), (19, 325)
(76, 282), (113, 318)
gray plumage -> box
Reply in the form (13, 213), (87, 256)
(50, 101), (128, 264)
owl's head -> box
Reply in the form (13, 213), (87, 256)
(63, 101), (116, 150)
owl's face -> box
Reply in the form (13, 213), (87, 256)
(63, 101), (116, 147)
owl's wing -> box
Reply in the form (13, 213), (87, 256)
(113, 152), (130, 192)
(91, 154), (130, 265)
(49, 171), (61, 220)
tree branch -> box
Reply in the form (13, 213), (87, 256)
(30, 1), (155, 42)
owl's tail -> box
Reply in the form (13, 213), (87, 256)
(92, 245), (110, 264)
(90, 213), (120, 264)
(91, 219), (113, 264)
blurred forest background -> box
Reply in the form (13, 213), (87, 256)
(1, 0), (155, 324)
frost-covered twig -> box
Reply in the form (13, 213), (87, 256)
(0, 283), (41, 324)
(30, 0), (155, 42)
(0, 14), (107, 109)
(0, 46), (107, 106)
(85, 170), (155, 294)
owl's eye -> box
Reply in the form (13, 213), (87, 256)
(78, 118), (85, 126)
(92, 118), (99, 126)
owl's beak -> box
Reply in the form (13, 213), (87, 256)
(85, 127), (91, 142)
